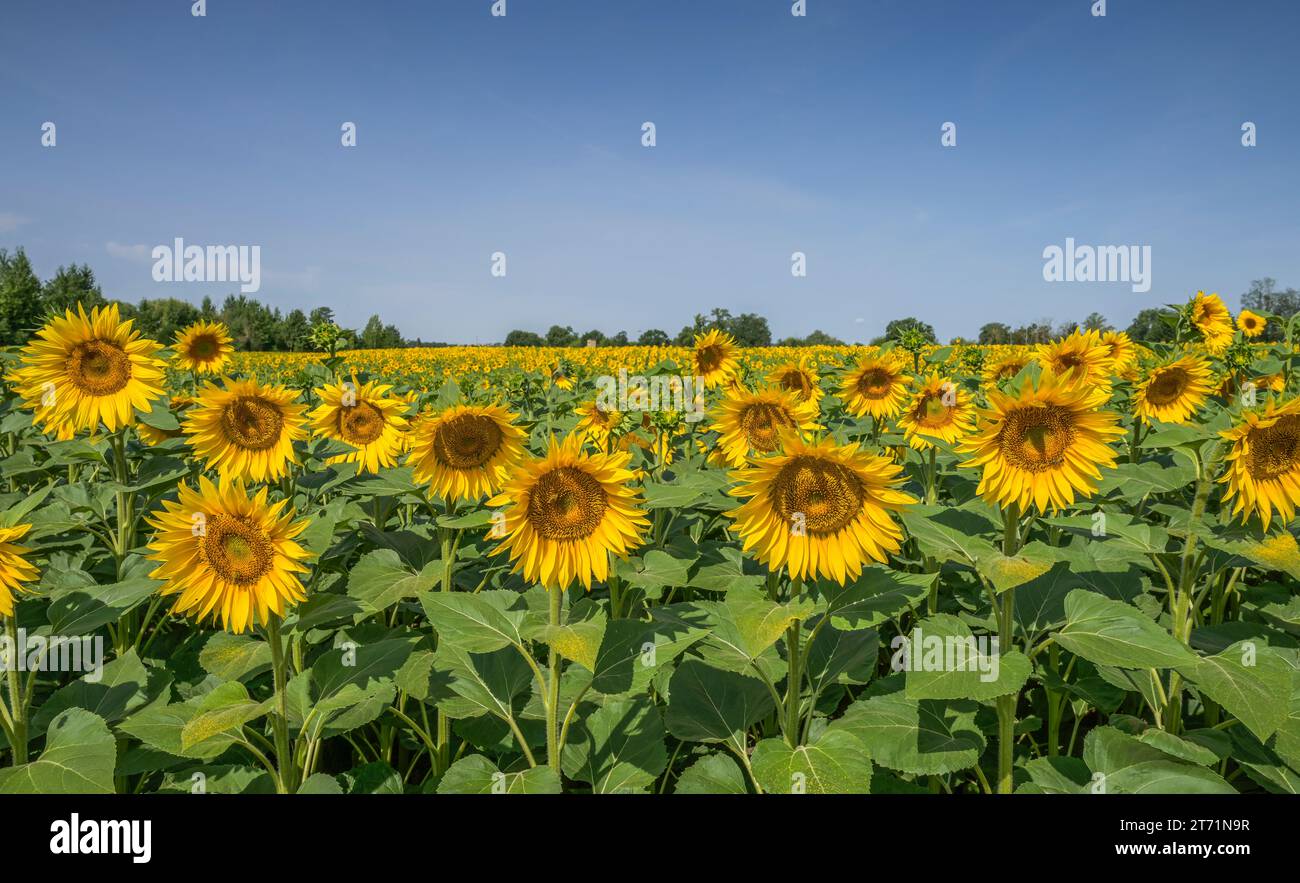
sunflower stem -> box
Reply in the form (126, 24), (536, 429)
(784, 576), (804, 748)
(266, 614), (297, 793)
(995, 503), (1020, 793)
(545, 587), (564, 773)
(4, 615), (26, 765)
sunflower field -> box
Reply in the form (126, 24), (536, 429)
(1, 292), (1299, 796)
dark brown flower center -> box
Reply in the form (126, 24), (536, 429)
(220, 396), (285, 451)
(339, 401), (385, 445)
(66, 340), (131, 396)
(433, 413), (504, 469)
(771, 456), (865, 536)
(1246, 416), (1300, 482)
(998, 404), (1075, 473)
(202, 514), (274, 585)
(527, 466), (607, 540)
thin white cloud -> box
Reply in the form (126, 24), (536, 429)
(106, 241), (151, 262)
(0, 212), (30, 234)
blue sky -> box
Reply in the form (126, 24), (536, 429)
(2, 0), (1297, 343)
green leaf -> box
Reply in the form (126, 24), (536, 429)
(901, 614), (1031, 701)
(900, 505), (999, 567)
(31, 649), (170, 737)
(698, 584), (816, 671)
(437, 755), (562, 794)
(46, 575), (160, 636)
(348, 549), (440, 614)
(0, 709), (116, 793)
(199, 632), (272, 682)
(833, 688), (985, 775)
(665, 660), (775, 757)
(1054, 590), (1199, 669)
(751, 729), (873, 794)
(180, 682), (271, 751)
(419, 590), (528, 653)
(1083, 726), (1235, 794)
(563, 697), (668, 793)
(673, 752), (749, 794)
(1176, 641), (1291, 741)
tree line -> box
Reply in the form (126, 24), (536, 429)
(0, 247), (424, 350)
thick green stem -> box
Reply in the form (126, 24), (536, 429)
(995, 503), (1020, 793)
(4, 616), (26, 765)
(1165, 445), (1219, 733)
(266, 615), (296, 793)
(784, 577), (804, 747)
(546, 587), (564, 772)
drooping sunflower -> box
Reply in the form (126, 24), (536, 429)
(1219, 396), (1300, 529)
(727, 434), (915, 584)
(184, 377), (307, 482)
(575, 400), (622, 450)
(409, 404), (527, 501)
(1100, 330), (1139, 378)
(959, 370), (1124, 513)
(12, 303), (166, 435)
(1036, 329), (1115, 392)
(1190, 291), (1234, 354)
(898, 373), (976, 450)
(692, 329), (740, 389)
(488, 434), (650, 591)
(840, 351), (911, 421)
(0, 524), (40, 617)
(1133, 354), (1214, 425)
(708, 385), (821, 468)
(308, 377), (409, 473)
(1237, 309), (1267, 339)
(173, 320), (235, 375)
(766, 360), (823, 406)
(982, 352), (1032, 389)
(144, 477), (311, 633)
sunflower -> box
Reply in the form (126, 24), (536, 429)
(708, 385), (821, 468)
(575, 400), (622, 450)
(840, 351), (911, 421)
(1100, 330), (1139, 378)
(409, 404), (527, 501)
(173, 320), (234, 375)
(898, 373), (976, 450)
(727, 434), (915, 584)
(1237, 309), (1267, 339)
(487, 434), (649, 590)
(145, 477), (311, 633)
(982, 352), (1032, 388)
(1219, 396), (1300, 529)
(184, 377), (307, 482)
(12, 303), (166, 436)
(692, 329), (740, 389)
(0, 524), (40, 617)
(1133, 354), (1214, 424)
(551, 362), (576, 391)
(1036, 329), (1114, 392)
(766, 360), (823, 406)
(959, 370), (1124, 513)
(308, 377), (409, 473)
(1190, 291), (1234, 354)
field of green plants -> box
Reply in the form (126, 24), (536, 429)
(0, 295), (1298, 795)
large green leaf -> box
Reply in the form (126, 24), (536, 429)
(437, 755), (562, 794)
(349, 549), (440, 614)
(0, 709), (116, 793)
(665, 660), (775, 757)
(1054, 590), (1198, 669)
(751, 729), (873, 794)
(901, 614), (1031, 701)
(419, 590), (529, 653)
(563, 697), (668, 793)
(833, 687), (985, 775)
(1176, 641), (1291, 741)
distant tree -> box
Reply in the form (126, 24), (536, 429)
(134, 297), (201, 343)
(282, 309), (310, 351)
(41, 264), (105, 315)
(1125, 308), (1176, 343)
(978, 322), (1012, 344)
(777, 329), (845, 346)
(0, 248), (43, 345)
(1010, 321), (1054, 345)
(200, 295), (218, 320)
(1241, 278), (1299, 341)
(358, 314), (403, 349)
(545, 325), (578, 347)
(505, 330), (544, 346)
(609, 331), (629, 346)
(637, 328), (670, 346)
(1082, 312), (1112, 332)
(579, 329), (606, 346)
(309, 306), (335, 327)
(728, 313), (772, 346)
(884, 317), (937, 344)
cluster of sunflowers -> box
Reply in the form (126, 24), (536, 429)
(0, 290), (1296, 795)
